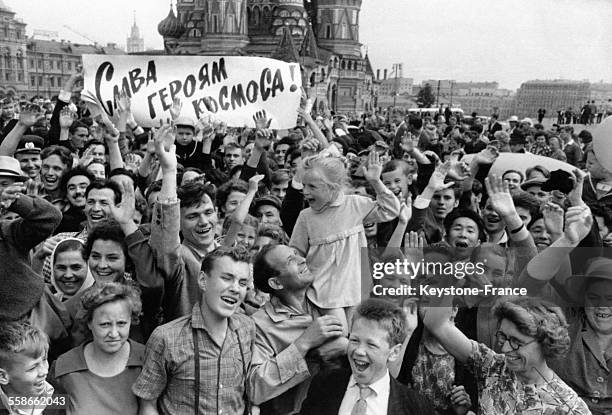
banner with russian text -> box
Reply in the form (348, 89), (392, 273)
(82, 55), (302, 129)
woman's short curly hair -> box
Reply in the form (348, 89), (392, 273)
(493, 297), (570, 360)
(79, 282), (142, 325)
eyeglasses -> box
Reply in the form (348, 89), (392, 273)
(495, 330), (537, 351)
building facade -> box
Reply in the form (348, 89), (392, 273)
(513, 80), (590, 119)
(25, 39), (124, 98)
(127, 14), (145, 53)
(157, 0), (374, 114)
(379, 77), (413, 96)
(0, 1), (124, 98)
(0, 0), (28, 96)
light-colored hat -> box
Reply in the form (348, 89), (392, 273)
(174, 115), (196, 129)
(0, 156), (28, 181)
(508, 116), (519, 123)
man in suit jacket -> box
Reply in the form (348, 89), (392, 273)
(487, 114), (503, 137)
(300, 299), (436, 415)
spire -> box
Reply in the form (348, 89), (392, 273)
(299, 26), (319, 60)
(271, 27), (299, 63)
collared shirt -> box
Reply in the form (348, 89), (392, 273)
(132, 303), (255, 415)
(249, 297), (320, 414)
(0, 382), (54, 415)
(550, 314), (612, 414)
(338, 371), (390, 415)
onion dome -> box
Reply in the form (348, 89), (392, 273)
(158, 6), (186, 39)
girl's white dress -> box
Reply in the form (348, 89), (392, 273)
(290, 189), (400, 308)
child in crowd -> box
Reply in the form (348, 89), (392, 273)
(290, 152), (400, 333)
(0, 322), (61, 414)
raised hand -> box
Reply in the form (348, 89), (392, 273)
(254, 128), (272, 151)
(564, 205), (593, 244)
(484, 175), (516, 218)
(79, 145), (95, 167)
(427, 161), (454, 192)
(59, 107), (77, 129)
(322, 117), (333, 131)
(124, 153), (141, 171)
(253, 110), (272, 130)
(196, 114), (215, 141)
(115, 90), (131, 115)
(300, 137), (319, 158)
(154, 124), (177, 171)
(169, 97), (182, 121)
(475, 145), (499, 165)
(447, 160), (471, 181)
(568, 169), (586, 208)
(145, 132), (156, 155)
(0, 183), (25, 209)
(363, 151), (383, 182)
(248, 174), (265, 193)
(399, 134), (415, 153)
(19, 104), (45, 127)
(398, 198), (412, 224)
(542, 202), (564, 235)
(109, 181), (135, 226)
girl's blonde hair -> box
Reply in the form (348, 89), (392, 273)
(302, 155), (349, 192)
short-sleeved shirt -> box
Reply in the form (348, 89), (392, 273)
(467, 340), (591, 414)
(132, 303), (255, 415)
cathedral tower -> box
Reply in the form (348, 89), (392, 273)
(314, 0), (361, 57)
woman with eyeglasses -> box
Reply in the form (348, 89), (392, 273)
(422, 296), (591, 414)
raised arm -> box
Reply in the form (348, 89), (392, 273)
(149, 124), (183, 276)
(49, 68), (82, 144)
(0, 189), (62, 252)
(421, 290), (473, 364)
(362, 151), (401, 223)
(223, 174), (264, 248)
(0, 104), (44, 156)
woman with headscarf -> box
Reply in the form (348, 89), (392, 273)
(50, 237), (94, 301)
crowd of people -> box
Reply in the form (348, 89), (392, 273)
(557, 99), (612, 126)
(0, 67), (611, 415)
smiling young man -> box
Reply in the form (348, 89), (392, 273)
(36, 179), (121, 283)
(55, 168), (94, 234)
(133, 245), (255, 415)
(13, 135), (44, 181)
(299, 299), (435, 414)
(147, 125), (222, 319)
(40, 145), (73, 207)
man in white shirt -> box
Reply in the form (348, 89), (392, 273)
(299, 299), (436, 415)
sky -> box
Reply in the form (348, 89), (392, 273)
(6, 0), (612, 90)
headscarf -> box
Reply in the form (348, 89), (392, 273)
(50, 237), (95, 301)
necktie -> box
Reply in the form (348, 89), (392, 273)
(351, 385), (374, 415)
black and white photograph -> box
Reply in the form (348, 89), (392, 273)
(0, 0), (611, 414)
